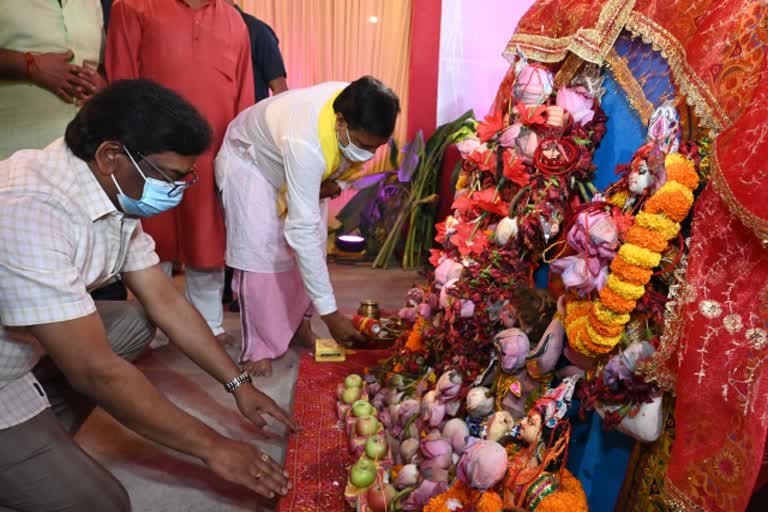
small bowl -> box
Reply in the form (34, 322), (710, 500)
(335, 234), (366, 253)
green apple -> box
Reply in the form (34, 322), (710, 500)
(350, 458), (377, 489)
(352, 399), (375, 418)
(364, 435), (388, 460)
(355, 415), (380, 437)
(342, 386), (362, 404)
(344, 374), (363, 389)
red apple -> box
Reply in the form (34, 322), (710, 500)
(366, 482), (396, 512)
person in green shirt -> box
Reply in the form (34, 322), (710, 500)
(0, 0), (107, 161)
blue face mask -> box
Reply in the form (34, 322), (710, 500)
(111, 150), (186, 217)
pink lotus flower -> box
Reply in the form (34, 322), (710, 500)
(401, 480), (448, 511)
(569, 208), (618, 260)
(515, 128), (539, 162)
(435, 259), (463, 287)
(418, 302), (433, 320)
(495, 328), (530, 372)
(442, 418), (470, 454)
(407, 287), (425, 305)
(498, 123), (522, 148)
(436, 370), (462, 401)
(400, 438), (420, 462)
(421, 391), (447, 427)
(420, 433), (453, 461)
(455, 137), (482, 158)
(556, 87), (595, 126)
(456, 440), (508, 490)
(398, 307), (418, 322)
(513, 65), (554, 105)
(459, 300), (475, 319)
(394, 464), (420, 489)
(551, 254), (609, 296)
(398, 399), (421, 425)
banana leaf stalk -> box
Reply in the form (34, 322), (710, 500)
(375, 111), (476, 269)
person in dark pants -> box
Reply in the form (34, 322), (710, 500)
(223, 0), (289, 310)
(0, 80), (297, 511)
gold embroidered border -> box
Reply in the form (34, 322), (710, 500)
(605, 48), (653, 125)
(624, 12), (729, 134)
(504, 0), (636, 65)
(639, 241), (690, 393)
(665, 478), (706, 512)
(710, 144), (768, 243)
(553, 52), (584, 89)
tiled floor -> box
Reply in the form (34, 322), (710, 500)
(76, 263), (419, 511)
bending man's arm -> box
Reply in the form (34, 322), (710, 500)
(28, 314), (289, 498)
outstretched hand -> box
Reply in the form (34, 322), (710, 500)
(205, 437), (292, 499)
(322, 311), (365, 347)
(235, 385), (301, 433)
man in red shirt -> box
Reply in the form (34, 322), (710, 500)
(106, 0), (255, 345)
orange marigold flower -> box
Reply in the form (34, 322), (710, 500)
(588, 310), (626, 337)
(665, 154), (700, 190)
(405, 317), (425, 352)
(625, 225), (668, 253)
(610, 255), (653, 285)
(477, 491), (504, 512)
(645, 189), (693, 222)
(598, 286), (637, 314)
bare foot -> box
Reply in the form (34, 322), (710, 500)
(216, 332), (236, 346)
(243, 359), (273, 377)
(290, 318), (317, 348)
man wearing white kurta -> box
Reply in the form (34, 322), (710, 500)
(215, 77), (400, 376)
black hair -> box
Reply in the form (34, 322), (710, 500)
(333, 76), (400, 138)
(65, 79), (212, 160)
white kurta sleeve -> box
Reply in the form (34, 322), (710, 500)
(281, 137), (338, 316)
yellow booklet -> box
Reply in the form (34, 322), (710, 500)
(315, 338), (346, 362)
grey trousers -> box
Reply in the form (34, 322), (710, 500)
(0, 301), (155, 512)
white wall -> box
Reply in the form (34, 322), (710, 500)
(436, 0), (536, 125)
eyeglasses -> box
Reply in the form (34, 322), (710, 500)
(122, 146), (198, 197)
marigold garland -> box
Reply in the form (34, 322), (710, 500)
(476, 491), (504, 512)
(624, 225), (668, 254)
(564, 153), (699, 357)
(606, 274), (646, 301)
(423, 481), (505, 512)
(617, 244), (661, 269)
(598, 286), (637, 314)
(535, 469), (588, 512)
(592, 301), (631, 326)
(665, 153), (700, 190)
(644, 183), (694, 222)
(635, 211), (680, 240)
(607, 190), (630, 208)
(609, 255), (653, 285)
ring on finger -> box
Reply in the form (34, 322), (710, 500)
(260, 453), (269, 463)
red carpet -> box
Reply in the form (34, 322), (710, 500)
(278, 349), (388, 512)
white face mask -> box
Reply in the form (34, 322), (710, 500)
(338, 126), (375, 162)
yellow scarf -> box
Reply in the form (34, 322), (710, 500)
(277, 89), (362, 216)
